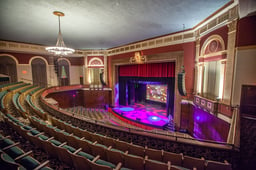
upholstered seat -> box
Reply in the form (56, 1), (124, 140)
(92, 143), (108, 160)
(183, 155), (205, 170)
(70, 152), (91, 170)
(106, 148), (125, 165)
(145, 158), (171, 170)
(145, 146), (163, 162)
(128, 143), (145, 157)
(205, 160), (232, 170)
(123, 153), (144, 170)
(115, 140), (130, 152)
(162, 151), (183, 166)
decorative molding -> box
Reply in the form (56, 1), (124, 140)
(88, 57), (104, 68)
(0, 4), (239, 57)
(57, 57), (71, 66)
(227, 19), (238, 34)
(129, 51), (147, 64)
(0, 53), (19, 65)
(29, 56), (49, 65)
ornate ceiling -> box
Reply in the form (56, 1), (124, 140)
(0, 0), (231, 50)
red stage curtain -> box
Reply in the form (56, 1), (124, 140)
(119, 62), (175, 77)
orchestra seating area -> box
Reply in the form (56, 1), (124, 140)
(0, 82), (234, 169)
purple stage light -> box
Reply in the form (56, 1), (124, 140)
(196, 116), (200, 121)
(112, 103), (169, 128)
(150, 116), (160, 121)
(120, 107), (134, 112)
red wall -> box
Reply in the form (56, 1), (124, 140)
(108, 42), (195, 97)
(0, 52), (50, 64)
(236, 15), (256, 47)
(0, 52), (84, 66)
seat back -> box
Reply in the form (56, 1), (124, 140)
(123, 154), (144, 170)
(89, 160), (112, 170)
(206, 160), (232, 170)
(145, 159), (170, 170)
(115, 140), (129, 152)
(145, 147), (162, 161)
(106, 149), (124, 164)
(128, 143), (145, 157)
(57, 146), (73, 166)
(163, 151), (183, 166)
(183, 155), (205, 170)
(70, 153), (91, 170)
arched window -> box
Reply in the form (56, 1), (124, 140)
(31, 58), (47, 87)
(0, 55), (17, 83)
(198, 35), (226, 100)
(58, 59), (70, 86)
(88, 57), (104, 85)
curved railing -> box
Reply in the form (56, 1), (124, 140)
(40, 85), (237, 151)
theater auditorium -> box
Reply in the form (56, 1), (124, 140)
(0, 0), (256, 169)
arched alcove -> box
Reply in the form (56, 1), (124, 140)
(58, 58), (70, 86)
(0, 55), (18, 83)
(88, 57), (104, 85)
(31, 58), (47, 87)
(199, 35), (226, 100)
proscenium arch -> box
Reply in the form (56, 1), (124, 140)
(201, 34), (226, 56)
(31, 57), (48, 87)
(0, 54), (18, 82)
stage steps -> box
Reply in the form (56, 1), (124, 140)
(163, 121), (175, 131)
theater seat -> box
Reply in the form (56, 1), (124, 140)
(128, 143), (145, 157)
(123, 153), (144, 170)
(70, 152), (91, 170)
(205, 160), (232, 170)
(106, 148), (125, 165)
(162, 151), (183, 166)
(145, 157), (171, 170)
(183, 155), (205, 170)
(145, 146), (163, 161)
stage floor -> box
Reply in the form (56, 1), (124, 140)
(112, 103), (169, 128)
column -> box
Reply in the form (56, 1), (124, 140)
(223, 19), (237, 105)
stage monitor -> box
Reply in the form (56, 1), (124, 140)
(146, 84), (167, 103)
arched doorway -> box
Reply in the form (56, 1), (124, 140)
(0, 55), (17, 83)
(58, 59), (70, 86)
(31, 58), (47, 87)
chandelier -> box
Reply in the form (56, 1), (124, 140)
(45, 11), (75, 56)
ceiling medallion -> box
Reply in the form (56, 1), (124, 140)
(45, 11), (75, 56)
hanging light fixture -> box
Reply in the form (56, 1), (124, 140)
(45, 11), (75, 56)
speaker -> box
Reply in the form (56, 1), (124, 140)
(178, 72), (187, 96)
(100, 72), (107, 86)
(54, 59), (59, 76)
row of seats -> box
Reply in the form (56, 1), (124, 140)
(2, 111), (131, 170)
(0, 81), (23, 92)
(8, 83), (30, 92)
(1, 82), (233, 169)
(30, 115), (182, 170)
(0, 121), (51, 169)
(0, 90), (8, 111)
(26, 93), (47, 120)
(66, 106), (106, 120)
(48, 115), (232, 170)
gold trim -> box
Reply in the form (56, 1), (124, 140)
(236, 45), (256, 50)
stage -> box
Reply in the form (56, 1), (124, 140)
(110, 103), (170, 130)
